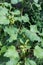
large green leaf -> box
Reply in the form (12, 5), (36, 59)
(21, 28), (41, 42)
(25, 58), (36, 65)
(30, 25), (38, 33)
(6, 58), (19, 65)
(34, 45), (43, 59)
(0, 6), (10, 25)
(4, 46), (19, 58)
(0, 6), (8, 15)
(0, 16), (10, 25)
(4, 26), (19, 42)
(4, 46), (19, 65)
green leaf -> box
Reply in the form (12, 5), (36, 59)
(21, 28), (41, 42)
(34, 0), (38, 3)
(4, 26), (19, 42)
(30, 25), (38, 33)
(14, 14), (29, 23)
(14, 9), (21, 15)
(0, 6), (10, 25)
(34, 3), (41, 10)
(1, 46), (7, 53)
(4, 46), (19, 65)
(14, 17), (22, 22)
(25, 58), (36, 65)
(22, 14), (29, 23)
(0, 16), (10, 25)
(0, 41), (2, 46)
(6, 58), (19, 65)
(0, 6), (8, 15)
(4, 46), (19, 58)
(11, 0), (18, 4)
(34, 45), (43, 59)
(41, 39), (43, 47)
(11, 0), (23, 4)
(4, 2), (11, 7)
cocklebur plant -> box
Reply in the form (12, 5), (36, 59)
(0, 0), (43, 65)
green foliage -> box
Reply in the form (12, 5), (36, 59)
(11, 0), (23, 4)
(0, 0), (43, 65)
(34, 0), (38, 3)
(34, 45), (43, 59)
(4, 26), (19, 42)
(4, 46), (20, 65)
(25, 58), (36, 65)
